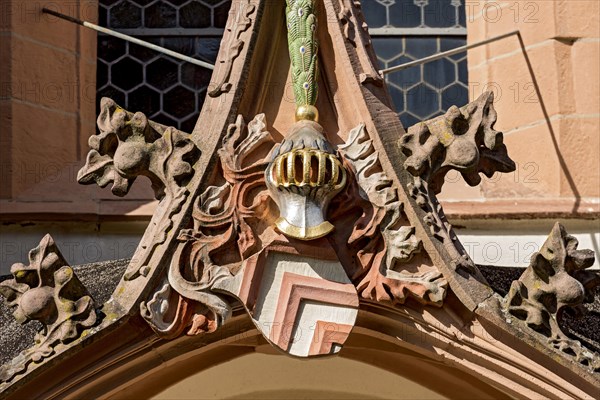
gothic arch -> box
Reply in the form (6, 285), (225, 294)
(1, 1), (598, 399)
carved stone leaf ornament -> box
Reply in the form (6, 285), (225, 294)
(336, 0), (383, 85)
(504, 223), (600, 371)
(142, 113), (276, 337)
(400, 91), (515, 273)
(339, 123), (447, 306)
(401, 91), (515, 195)
(77, 97), (202, 282)
(0, 235), (97, 383)
(78, 97), (200, 200)
(208, 0), (256, 97)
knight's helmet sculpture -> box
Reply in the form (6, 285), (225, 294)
(0, 0), (599, 397)
(266, 121), (347, 240)
(265, 1), (346, 240)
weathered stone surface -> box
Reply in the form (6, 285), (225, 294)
(481, 263), (600, 357)
(208, 0), (256, 97)
(78, 97), (200, 200)
(400, 91), (515, 195)
(76, 98), (203, 284)
(336, 0), (383, 86)
(0, 258), (128, 366)
(504, 223), (600, 371)
(0, 235), (99, 382)
(398, 91), (516, 277)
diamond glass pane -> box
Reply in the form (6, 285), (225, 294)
(97, 1), (230, 131)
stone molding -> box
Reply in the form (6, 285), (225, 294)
(1, 1), (598, 398)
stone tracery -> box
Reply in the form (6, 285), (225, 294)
(1, 0), (599, 396)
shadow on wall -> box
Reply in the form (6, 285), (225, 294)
(516, 32), (581, 211)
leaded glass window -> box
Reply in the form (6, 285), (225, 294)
(363, 0), (468, 128)
(97, 0), (229, 132)
(96, 1), (468, 131)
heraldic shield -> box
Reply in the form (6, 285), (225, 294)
(179, 0), (364, 356)
(165, 111), (361, 358)
(214, 238), (359, 357)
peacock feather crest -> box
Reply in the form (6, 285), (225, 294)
(286, 0), (318, 107)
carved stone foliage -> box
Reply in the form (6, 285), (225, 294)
(142, 114), (275, 337)
(208, 0), (256, 97)
(77, 97), (201, 281)
(336, 0), (383, 85)
(400, 92), (515, 273)
(78, 97), (200, 200)
(400, 91), (515, 195)
(338, 123), (447, 306)
(0, 235), (97, 383)
(504, 223), (600, 371)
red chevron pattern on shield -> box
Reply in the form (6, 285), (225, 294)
(215, 237), (359, 357)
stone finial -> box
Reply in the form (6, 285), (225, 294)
(0, 235), (97, 382)
(78, 97), (200, 200)
(505, 223), (600, 370)
(400, 92), (516, 274)
(400, 91), (515, 194)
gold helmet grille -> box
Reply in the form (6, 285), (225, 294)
(269, 148), (346, 190)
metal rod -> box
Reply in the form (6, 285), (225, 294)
(41, 8), (214, 71)
(380, 30), (519, 75)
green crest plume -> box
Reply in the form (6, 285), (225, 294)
(285, 0), (318, 107)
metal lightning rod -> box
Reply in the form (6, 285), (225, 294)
(41, 8), (215, 71)
(380, 30), (519, 75)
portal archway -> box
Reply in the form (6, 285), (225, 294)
(61, 307), (520, 400)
